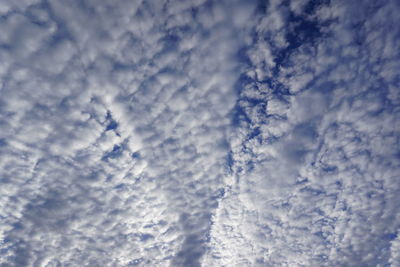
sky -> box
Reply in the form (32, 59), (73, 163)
(0, 0), (399, 266)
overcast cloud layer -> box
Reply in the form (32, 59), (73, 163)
(0, 0), (399, 266)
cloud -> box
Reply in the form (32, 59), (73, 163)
(204, 0), (400, 266)
(0, 0), (257, 266)
(0, 0), (399, 266)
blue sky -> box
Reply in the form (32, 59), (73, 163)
(0, 0), (399, 266)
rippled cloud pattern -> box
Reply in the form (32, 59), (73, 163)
(0, 0), (399, 266)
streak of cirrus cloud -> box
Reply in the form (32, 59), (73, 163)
(0, 0), (399, 267)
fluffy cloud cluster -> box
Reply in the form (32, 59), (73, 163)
(0, 0), (399, 266)
(204, 0), (400, 266)
(0, 0), (256, 265)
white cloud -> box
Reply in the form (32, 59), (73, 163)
(204, 0), (400, 266)
(0, 0), (258, 266)
(0, 0), (399, 266)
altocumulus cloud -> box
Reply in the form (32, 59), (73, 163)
(0, 0), (399, 266)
